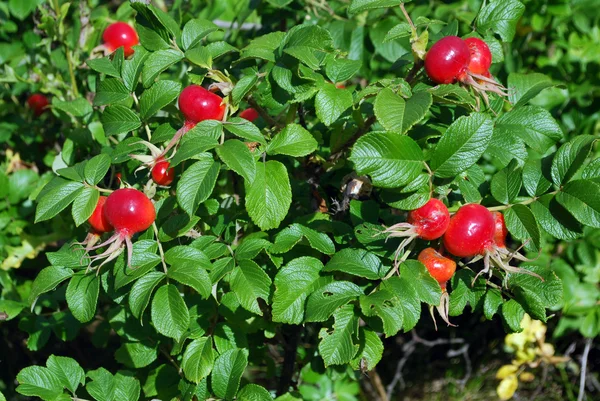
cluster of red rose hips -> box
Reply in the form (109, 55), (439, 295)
(385, 199), (541, 328)
(424, 36), (507, 107)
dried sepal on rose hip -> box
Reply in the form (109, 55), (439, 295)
(83, 188), (155, 272)
(443, 204), (542, 285)
(418, 247), (457, 329)
(383, 198), (450, 273)
(128, 141), (175, 187)
(73, 196), (114, 257)
(424, 36), (507, 108)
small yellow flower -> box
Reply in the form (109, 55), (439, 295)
(497, 374), (519, 400)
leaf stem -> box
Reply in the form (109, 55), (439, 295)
(153, 222), (169, 275)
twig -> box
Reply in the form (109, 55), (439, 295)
(277, 325), (301, 395)
(406, 59), (424, 85)
(369, 368), (389, 401)
(578, 338), (593, 401)
(246, 96), (282, 128)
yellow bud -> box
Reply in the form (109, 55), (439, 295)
(497, 374), (519, 400)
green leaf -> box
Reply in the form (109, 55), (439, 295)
(86, 368), (115, 401)
(115, 342), (157, 368)
(140, 80), (182, 120)
(168, 262), (212, 299)
(16, 366), (62, 401)
(581, 310), (600, 338)
(231, 74), (259, 106)
(431, 113), (494, 178)
(551, 135), (596, 186)
(325, 58), (361, 83)
(84, 154), (111, 185)
(185, 45), (213, 69)
(383, 22), (412, 42)
(71, 187), (99, 227)
(211, 349), (248, 400)
(507, 73), (554, 106)
(402, 91), (433, 133)
(114, 373), (140, 401)
(267, 124), (318, 157)
(305, 281), (363, 322)
(170, 134), (219, 168)
(182, 337), (215, 384)
(8, 0), (37, 19)
(66, 272), (100, 323)
(237, 384), (273, 400)
(176, 155), (220, 216)
(94, 78), (130, 106)
(522, 158), (552, 197)
(476, 0), (525, 42)
(122, 46), (150, 92)
(495, 106), (562, 155)
(245, 161), (292, 230)
(224, 118), (266, 145)
(87, 57), (121, 78)
(53, 98), (93, 117)
(501, 299), (526, 332)
(504, 205), (541, 252)
(556, 179), (600, 228)
(142, 49), (184, 88)
(216, 139), (256, 183)
(265, 0), (293, 7)
(318, 305), (359, 367)
(151, 284), (190, 342)
(46, 355), (85, 394)
(0, 300), (26, 321)
(101, 105), (142, 136)
(399, 260), (443, 305)
(137, 24), (170, 51)
(272, 257), (324, 324)
(324, 248), (385, 279)
(129, 272), (166, 319)
(181, 19), (219, 50)
(350, 327), (384, 371)
(530, 194), (581, 240)
(483, 289), (503, 320)
(296, 224), (336, 255)
(491, 159), (522, 205)
(240, 32), (286, 63)
(230, 260), (271, 315)
(349, 132), (423, 188)
(29, 266), (74, 307)
(315, 83), (353, 126)
(164, 246), (212, 266)
(35, 181), (84, 222)
(348, 0), (400, 14)
(373, 88), (405, 133)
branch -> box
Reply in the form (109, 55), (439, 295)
(578, 338), (593, 401)
(277, 325), (301, 395)
(246, 96), (282, 128)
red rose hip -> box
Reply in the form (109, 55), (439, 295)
(418, 247), (456, 290)
(151, 158), (175, 186)
(178, 85), (226, 126)
(103, 22), (139, 57)
(27, 94), (49, 116)
(443, 204), (495, 258)
(88, 196), (113, 234)
(464, 37), (492, 75)
(424, 36), (470, 84)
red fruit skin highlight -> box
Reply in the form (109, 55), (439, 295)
(27, 94), (49, 116)
(151, 158), (175, 186)
(418, 247), (457, 290)
(443, 204), (495, 258)
(102, 22), (139, 57)
(239, 108), (260, 122)
(408, 198), (450, 240)
(464, 37), (492, 75)
(424, 36), (471, 84)
(88, 196), (113, 234)
(104, 188), (155, 237)
(178, 85), (226, 126)
(492, 211), (508, 248)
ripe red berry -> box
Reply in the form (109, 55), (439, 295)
(27, 94), (49, 116)
(464, 37), (492, 75)
(424, 36), (470, 84)
(418, 248), (456, 290)
(492, 211), (508, 248)
(88, 196), (113, 234)
(104, 188), (155, 236)
(443, 204), (495, 258)
(239, 108), (260, 122)
(407, 198), (451, 241)
(178, 85), (226, 126)
(102, 22), (139, 57)
(151, 158), (175, 186)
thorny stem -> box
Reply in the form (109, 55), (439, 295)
(153, 222), (168, 275)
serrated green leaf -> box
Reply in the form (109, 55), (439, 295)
(431, 113), (493, 178)
(374, 88), (405, 133)
(46, 355), (85, 394)
(86, 57), (121, 78)
(16, 366), (62, 401)
(115, 342), (158, 368)
(267, 124), (317, 157)
(29, 266), (74, 307)
(176, 155), (220, 216)
(350, 327), (384, 371)
(71, 187), (99, 227)
(504, 205), (540, 252)
(507, 72), (554, 106)
(101, 105), (142, 136)
(325, 58), (361, 83)
(182, 18), (219, 50)
(315, 83), (353, 126)
(211, 349), (248, 400)
(94, 78), (130, 106)
(495, 106), (562, 155)
(230, 260), (271, 315)
(122, 46), (149, 92)
(501, 299), (526, 332)
(556, 179), (600, 228)
(129, 272), (166, 319)
(35, 181), (84, 223)
(86, 368), (115, 401)
(349, 132), (423, 188)
(114, 372), (140, 401)
(483, 289), (503, 320)
(151, 284), (190, 342)
(305, 281), (362, 322)
(53, 98), (93, 117)
(530, 194), (581, 240)
(84, 154), (111, 186)
(272, 257), (324, 324)
(551, 135), (596, 186)
(140, 80), (181, 120)
(348, 0), (400, 14)
(231, 74), (259, 106)
(168, 262), (212, 299)
(182, 337), (215, 384)
(216, 139), (256, 183)
(477, 0), (525, 42)
(522, 158), (552, 197)
(66, 272), (100, 323)
(142, 49), (184, 88)
(318, 305), (359, 367)
(491, 159), (522, 204)
(185, 45), (212, 68)
(324, 248), (385, 279)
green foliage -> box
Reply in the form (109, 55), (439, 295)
(1, 0), (599, 400)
